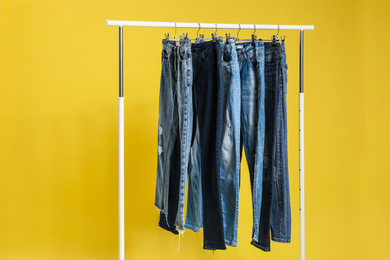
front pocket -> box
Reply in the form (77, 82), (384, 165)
(161, 49), (170, 61)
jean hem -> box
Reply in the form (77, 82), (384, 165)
(224, 239), (237, 247)
(158, 223), (179, 235)
(177, 226), (185, 231)
(271, 236), (291, 243)
(184, 223), (200, 233)
(154, 204), (167, 215)
(203, 244), (227, 250)
(250, 240), (270, 252)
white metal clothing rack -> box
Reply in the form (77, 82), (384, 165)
(106, 20), (314, 260)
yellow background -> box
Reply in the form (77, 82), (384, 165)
(1, 0), (390, 259)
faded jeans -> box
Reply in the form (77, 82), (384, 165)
(155, 38), (193, 233)
(236, 41), (266, 245)
(215, 39), (241, 246)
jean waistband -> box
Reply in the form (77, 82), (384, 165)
(162, 38), (192, 56)
(191, 41), (216, 64)
(264, 41), (286, 57)
(216, 39), (238, 62)
(235, 41), (264, 62)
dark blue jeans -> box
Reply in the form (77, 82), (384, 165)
(251, 41), (291, 252)
(191, 41), (226, 250)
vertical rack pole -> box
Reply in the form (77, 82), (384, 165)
(299, 29), (305, 260)
(118, 25), (125, 260)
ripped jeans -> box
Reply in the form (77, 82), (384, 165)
(154, 38), (193, 233)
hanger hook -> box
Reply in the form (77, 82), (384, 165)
(237, 23), (241, 39)
(175, 22), (177, 38)
(277, 24), (280, 36)
(253, 24), (257, 35)
(215, 23), (218, 35)
(197, 22), (201, 38)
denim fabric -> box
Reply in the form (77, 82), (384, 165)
(215, 40), (241, 247)
(156, 38), (290, 251)
(235, 41), (265, 243)
(270, 42), (290, 244)
(191, 41), (226, 250)
(251, 41), (291, 252)
(186, 41), (265, 247)
(185, 117), (203, 232)
(185, 40), (203, 233)
(158, 129), (180, 234)
(155, 38), (193, 232)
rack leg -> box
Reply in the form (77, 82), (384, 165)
(299, 30), (305, 260)
(118, 26), (125, 260)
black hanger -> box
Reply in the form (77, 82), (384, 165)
(226, 33), (231, 43)
(272, 25), (280, 44)
(252, 24), (257, 45)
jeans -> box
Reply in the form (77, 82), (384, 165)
(251, 41), (291, 252)
(236, 41), (266, 244)
(156, 38), (290, 251)
(215, 39), (241, 247)
(155, 38), (193, 232)
(190, 41), (226, 250)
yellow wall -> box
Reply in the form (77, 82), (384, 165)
(1, 0), (390, 259)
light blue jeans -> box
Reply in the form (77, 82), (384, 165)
(216, 39), (241, 246)
(236, 41), (266, 243)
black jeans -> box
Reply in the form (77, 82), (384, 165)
(192, 41), (226, 250)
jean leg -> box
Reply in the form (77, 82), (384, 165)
(270, 44), (291, 242)
(251, 87), (275, 252)
(158, 128), (181, 234)
(176, 41), (193, 231)
(216, 40), (241, 247)
(185, 117), (203, 232)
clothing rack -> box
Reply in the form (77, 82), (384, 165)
(105, 20), (314, 260)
